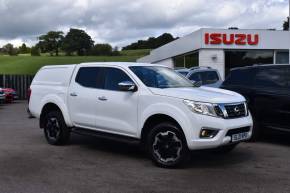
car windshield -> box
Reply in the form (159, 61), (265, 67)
(129, 66), (195, 88)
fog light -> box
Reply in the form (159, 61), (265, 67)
(200, 128), (219, 138)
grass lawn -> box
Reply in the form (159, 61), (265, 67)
(0, 49), (150, 75)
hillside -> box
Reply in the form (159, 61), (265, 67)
(0, 49), (150, 75)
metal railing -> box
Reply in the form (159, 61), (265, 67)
(0, 74), (34, 100)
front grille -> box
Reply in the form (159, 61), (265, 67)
(214, 103), (247, 119)
(224, 103), (246, 118)
(226, 126), (251, 136)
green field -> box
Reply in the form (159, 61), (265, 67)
(0, 49), (150, 75)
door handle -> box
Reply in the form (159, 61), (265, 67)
(70, 92), (78, 97)
(98, 96), (107, 101)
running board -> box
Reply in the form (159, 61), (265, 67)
(72, 128), (141, 145)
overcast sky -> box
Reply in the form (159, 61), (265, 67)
(0, 0), (288, 48)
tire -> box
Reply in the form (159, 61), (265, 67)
(147, 122), (190, 168)
(43, 111), (70, 145)
(213, 144), (238, 154)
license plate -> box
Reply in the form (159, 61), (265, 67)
(232, 132), (248, 142)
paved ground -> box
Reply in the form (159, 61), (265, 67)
(0, 101), (290, 193)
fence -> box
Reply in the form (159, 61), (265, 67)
(0, 74), (34, 100)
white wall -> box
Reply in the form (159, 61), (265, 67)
(154, 58), (174, 68)
(199, 49), (225, 79)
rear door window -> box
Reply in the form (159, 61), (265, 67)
(75, 67), (103, 89)
(254, 67), (288, 88)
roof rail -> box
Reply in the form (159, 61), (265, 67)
(189, 66), (212, 70)
(230, 66), (253, 71)
(230, 64), (264, 71)
(174, 67), (188, 70)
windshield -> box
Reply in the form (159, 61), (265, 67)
(129, 66), (194, 88)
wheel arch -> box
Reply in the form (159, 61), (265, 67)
(141, 114), (186, 145)
(39, 101), (73, 128)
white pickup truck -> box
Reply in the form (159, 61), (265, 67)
(29, 62), (253, 168)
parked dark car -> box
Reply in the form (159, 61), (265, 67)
(221, 64), (290, 139)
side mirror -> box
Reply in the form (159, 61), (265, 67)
(118, 81), (137, 92)
(191, 80), (202, 87)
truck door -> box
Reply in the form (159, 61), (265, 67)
(94, 67), (139, 137)
(68, 66), (103, 128)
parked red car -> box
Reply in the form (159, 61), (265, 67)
(0, 88), (18, 103)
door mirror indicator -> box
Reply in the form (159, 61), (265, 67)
(118, 81), (137, 92)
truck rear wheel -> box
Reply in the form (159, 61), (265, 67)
(147, 122), (189, 168)
(43, 111), (70, 145)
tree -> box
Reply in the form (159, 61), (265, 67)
(31, 46), (40, 56)
(122, 33), (177, 50)
(38, 31), (64, 56)
(90, 44), (113, 56)
(62, 28), (94, 56)
(19, 43), (30, 54)
(2, 43), (18, 56)
(283, 17), (289, 30)
(112, 46), (120, 56)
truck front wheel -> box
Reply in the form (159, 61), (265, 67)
(43, 111), (70, 145)
(147, 122), (190, 168)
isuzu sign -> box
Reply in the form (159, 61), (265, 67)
(205, 33), (259, 45)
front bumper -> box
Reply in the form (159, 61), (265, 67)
(186, 113), (253, 150)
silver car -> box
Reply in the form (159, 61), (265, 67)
(175, 67), (223, 88)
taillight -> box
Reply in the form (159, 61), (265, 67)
(28, 88), (31, 102)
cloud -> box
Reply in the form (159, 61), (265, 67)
(0, 0), (288, 47)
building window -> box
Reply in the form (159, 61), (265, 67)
(173, 56), (184, 68)
(225, 50), (274, 76)
(173, 52), (199, 68)
(276, 51), (289, 64)
(185, 52), (199, 68)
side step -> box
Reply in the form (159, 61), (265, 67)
(72, 128), (141, 145)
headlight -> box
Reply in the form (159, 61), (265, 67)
(183, 100), (218, 117)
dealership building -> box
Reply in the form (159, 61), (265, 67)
(137, 28), (290, 79)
